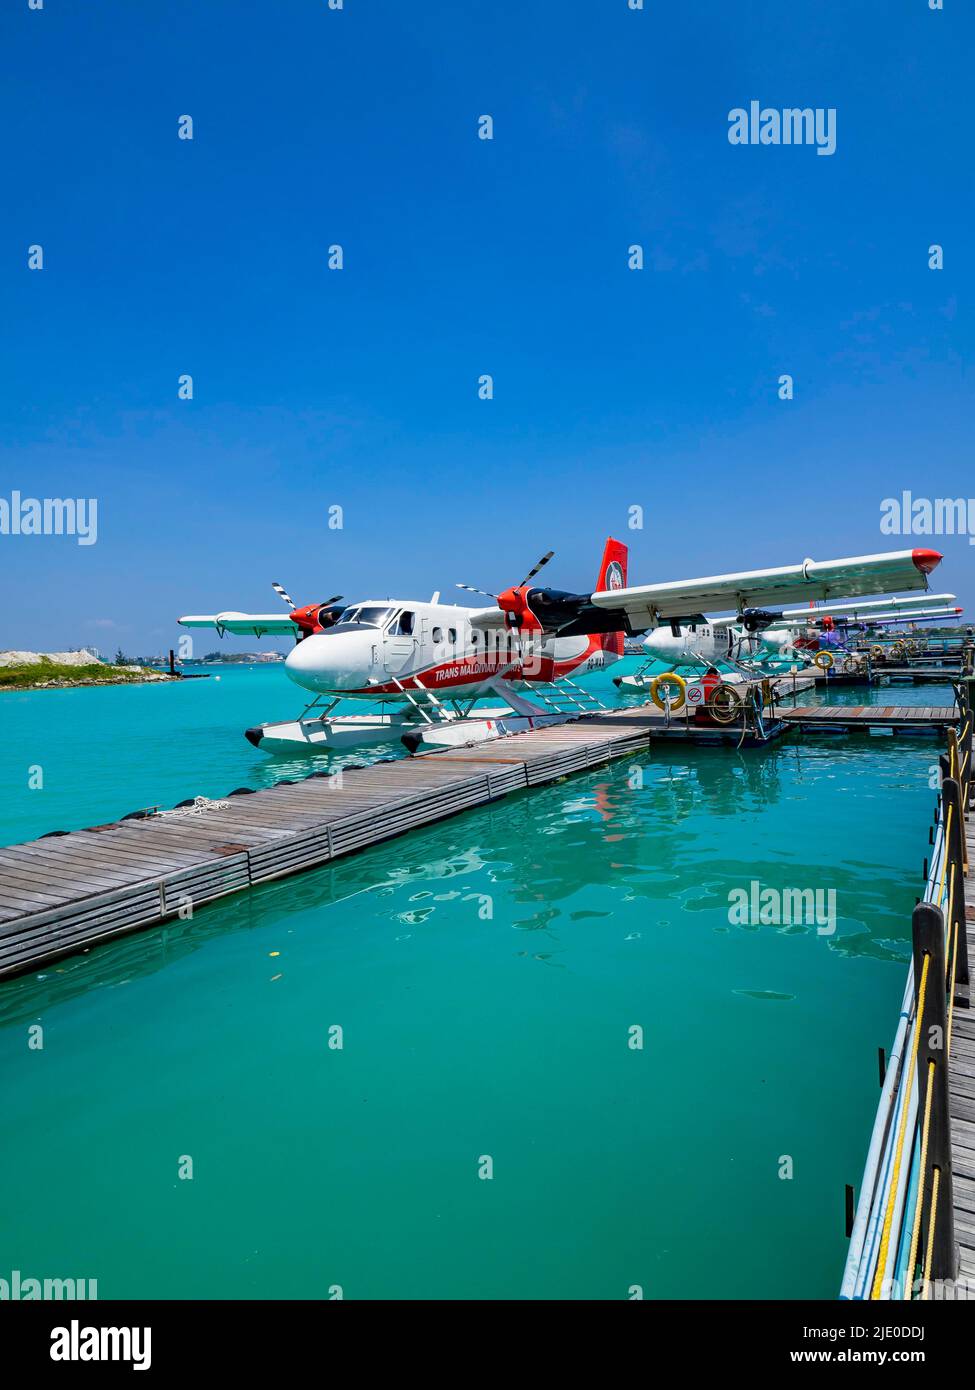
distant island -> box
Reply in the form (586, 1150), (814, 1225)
(199, 651), (285, 664)
(0, 650), (178, 692)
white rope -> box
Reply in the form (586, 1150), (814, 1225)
(159, 795), (231, 818)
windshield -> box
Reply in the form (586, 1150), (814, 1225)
(336, 606), (396, 629)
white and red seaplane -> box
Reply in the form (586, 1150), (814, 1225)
(179, 544), (943, 755)
(179, 540), (629, 755)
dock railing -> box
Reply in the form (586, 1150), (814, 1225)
(841, 679), (972, 1299)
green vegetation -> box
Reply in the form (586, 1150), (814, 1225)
(0, 660), (162, 691)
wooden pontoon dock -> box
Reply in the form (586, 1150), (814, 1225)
(0, 695), (960, 982)
(780, 704), (958, 732)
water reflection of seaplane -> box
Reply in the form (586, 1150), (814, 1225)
(179, 545), (942, 755)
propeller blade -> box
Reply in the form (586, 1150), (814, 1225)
(319, 595), (343, 608)
(272, 581), (297, 610)
(519, 550), (555, 587)
(456, 583), (499, 600)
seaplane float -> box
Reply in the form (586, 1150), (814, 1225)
(178, 544), (943, 756)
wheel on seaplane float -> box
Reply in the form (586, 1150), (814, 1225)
(706, 682), (743, 724)
(649, 672), (686, 712)
(813, 650), (835, 671)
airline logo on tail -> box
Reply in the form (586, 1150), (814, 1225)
(596, 539), (628, 655)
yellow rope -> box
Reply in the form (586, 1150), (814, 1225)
(904, 1059), (937, 1300)
(947, 915), (959, 1059)
(922, 1167), (942, 1300)
(871, 952), (932, 1299)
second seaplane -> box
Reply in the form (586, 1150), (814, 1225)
(178, 544), (943, 755)
(616, 589), (959, 688)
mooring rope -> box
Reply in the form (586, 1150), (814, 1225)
(159, 795), (231, 818)
(947, 933), (959, 1065)
(871, 951), (931, 1300)
(922, 1167), (942, 1300)
(904, 1058), (937, 1300)
(937, 807), (953, 906)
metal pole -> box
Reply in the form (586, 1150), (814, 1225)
(911, 901), (959, 1290)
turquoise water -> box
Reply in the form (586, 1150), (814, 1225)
(0, 662), (953, 1297)
(0, 661), (955, 846)
(1, 664), (341, 846)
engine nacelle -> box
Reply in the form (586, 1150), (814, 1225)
(291, 602), (346, 638)
(495, 585), (590, 635)
(739, 607), (780, 633)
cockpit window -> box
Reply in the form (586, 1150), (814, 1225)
(396, 610), (415, 636)
(337, 606), (395, 629)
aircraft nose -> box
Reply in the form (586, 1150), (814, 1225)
(284, 635), (332, 691)
(284, 632), (367, 693)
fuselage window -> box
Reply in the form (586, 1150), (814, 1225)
(432, 626), (443, 642)
(448, 627), (457, 644)
(339, 606), (394, 629)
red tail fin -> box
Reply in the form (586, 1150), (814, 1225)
(595, 537), (627, 657)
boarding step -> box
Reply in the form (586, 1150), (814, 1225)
(390, 675), (453, 725)
(511, 678), (607, 717)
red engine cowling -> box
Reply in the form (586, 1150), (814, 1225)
(496, 586), (544, 635)
(291, 603), (344, 637)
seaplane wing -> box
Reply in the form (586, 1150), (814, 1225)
(589, 549), (942, 627)
(178, 612), (299, 638)
(777, 603), (962, 630)
(779, 593), (955, 621)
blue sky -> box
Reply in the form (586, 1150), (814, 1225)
(1, 0), (970, 653)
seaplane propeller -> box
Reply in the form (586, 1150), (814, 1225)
(457, 549), (614, 635)
(272, 581), (297, 610)
(456, 550), (555, 602)
(271, 581), (344, 640)
(519, 550), (555, 586)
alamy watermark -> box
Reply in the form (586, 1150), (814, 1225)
(50, 1319), (150, 1371)
(0, 491), (98, 545)
(1, 1269), (98, 1299)
(881, 491), (975, 545)
(728, 101), (836, 157)
(728, 880), (837, 935)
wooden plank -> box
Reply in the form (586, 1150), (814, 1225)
(0, 835), (203, 877)
(0, 844), (145, 888)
